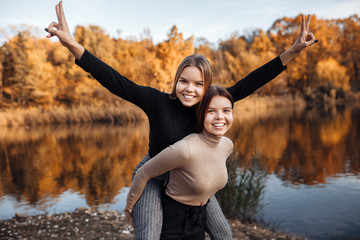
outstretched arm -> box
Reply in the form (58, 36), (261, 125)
(280, 14), (318, 66)
(46, 1), (84, 60)
(227, 14), (318, 102)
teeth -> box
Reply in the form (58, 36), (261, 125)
(213, 123), (225, 127)
(184, 95), (195, 99)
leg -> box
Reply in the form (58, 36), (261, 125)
(204, 196), (232, 240)
(160, 196), (185, 240)
(160, 195), (205, 240)
(132, 179), (164, 240)
(132, 154), (150, 180)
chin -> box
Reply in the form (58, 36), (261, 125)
(181, 100), (197, 107)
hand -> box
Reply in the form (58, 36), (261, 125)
(124, 208), (133, 227)
(280, 14), (318, 66)
(45, 1), (84, 60)
(46, 1), (74, 47)
(291, 14), (318, 54)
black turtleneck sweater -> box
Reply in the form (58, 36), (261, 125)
(75, 50), (286, 157)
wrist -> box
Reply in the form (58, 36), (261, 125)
(289, 44), (302, 55)
(66, 40), (85, 60)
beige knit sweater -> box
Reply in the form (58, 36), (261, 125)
(126, 131), (233, 212)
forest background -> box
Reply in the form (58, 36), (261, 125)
(0, 14), (359, 126)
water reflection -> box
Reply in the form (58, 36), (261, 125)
(227, 105), (360, 185)
(0, 122), (149, 210)
(0, 105), (360, 238)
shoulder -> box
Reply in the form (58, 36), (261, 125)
(170, 135), (196, 160)
(221, 136), (234, 154)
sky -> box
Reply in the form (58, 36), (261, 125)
(0, 0), (359, 45)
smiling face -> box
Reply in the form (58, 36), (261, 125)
(203, 96), (233, 137)
(175, 66), (205, 107)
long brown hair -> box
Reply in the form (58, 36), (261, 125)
(195, 86), (234, 133)
(169, 54), (212, 100)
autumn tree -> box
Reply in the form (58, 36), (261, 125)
(270, 15), (310, 91)
(0, 31), (29, 106)
(337, 15), (360, 90)
(155, 25), (195, 91)
(215, 34), (249, 86)
(314, 57), (350, 91)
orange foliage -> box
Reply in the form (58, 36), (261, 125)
(315, 57), (350, 90)
(0, 15), (359, 110)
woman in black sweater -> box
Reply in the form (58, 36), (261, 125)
(46, 2), (317, 239)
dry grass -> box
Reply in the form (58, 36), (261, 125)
(3, 92), (355, 128)
(0, 101), (146, 128)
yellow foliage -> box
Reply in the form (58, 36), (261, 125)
(315, 57), (350, 91)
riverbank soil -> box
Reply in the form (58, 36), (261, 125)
(0, 208), (308, 240)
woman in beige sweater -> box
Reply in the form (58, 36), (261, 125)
(125, 86), (234, 239)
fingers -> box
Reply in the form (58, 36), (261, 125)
(305, 14), (311, 32)
(46, 21), (58, 38)
(58, 1), (69, 31)
(305, 32), (315, 42)
(56, 2), (61, 25)
(124, 209), (134, 226)
(45, 1), (65, 39)
(306, 32), (317, 46)
(59, 1), (65, 22)
(300, 14), (305, 34)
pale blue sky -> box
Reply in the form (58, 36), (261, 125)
(0, 0), (359, 44)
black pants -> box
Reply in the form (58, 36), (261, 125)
(160, 194), (208, 240)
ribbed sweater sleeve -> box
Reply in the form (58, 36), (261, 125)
(125, 140), (190, 212)
(75, 49), (159, 115)
(227, 56), (287, 102)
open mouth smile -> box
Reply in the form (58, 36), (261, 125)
(183, 94), (196, 100)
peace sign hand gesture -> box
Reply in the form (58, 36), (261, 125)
(45, 1), (84, 60)
(280, 14), (318, 66)
(291, 14), (318, 53)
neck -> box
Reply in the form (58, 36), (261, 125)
(199, 130), (222, 147)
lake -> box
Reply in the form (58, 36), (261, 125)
(0, 104), (359, 239)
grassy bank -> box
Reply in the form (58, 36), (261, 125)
(0, 101), (146, 128)
(1, 92), (359, 128)
(0, 95), (305, 128)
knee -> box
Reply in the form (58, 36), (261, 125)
(206, 218), (232, 240)
(218, 223), (232, 239)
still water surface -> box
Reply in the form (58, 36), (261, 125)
(0, 105), (359, 239)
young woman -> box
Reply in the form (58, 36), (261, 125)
(46, 2), (317, 239)
(125, 86), (235, 239)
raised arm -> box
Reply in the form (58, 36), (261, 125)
(45, 1), (160, 113)
(280, 14), (318, 66)
(46, 1), (84, 60)
(227, 14), (318, 102)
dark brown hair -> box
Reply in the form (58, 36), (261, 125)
(169, 54), (212, 100)
(195, 86), (234, 133)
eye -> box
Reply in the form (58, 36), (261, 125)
(207, 109), (214, 113)
(196, 82), (204, 86)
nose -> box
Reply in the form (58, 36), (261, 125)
(185, 83), (194, 92)
(215, 111), (224, 119)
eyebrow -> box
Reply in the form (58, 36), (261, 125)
(208, 106), (232, 109)
(179, 76), (203, 82)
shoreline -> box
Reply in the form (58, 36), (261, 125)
(1, 92), (360, 128)
(0, 207), (308, 240)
